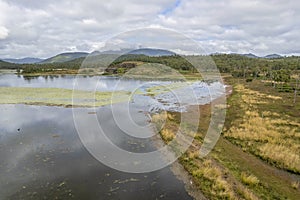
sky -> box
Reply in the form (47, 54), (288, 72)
(0, 0), (299, 58)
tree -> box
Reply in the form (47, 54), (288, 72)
(274, 69), (291, 83)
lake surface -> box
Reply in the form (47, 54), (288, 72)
(0, 74), (224, 199)
(0, 74), (171, 91)
(0, 104), (194, 200)
(0, 74), (224, 112)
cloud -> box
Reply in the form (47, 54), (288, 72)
(0, 0), (299, 58)
(0, 26), (8, 39)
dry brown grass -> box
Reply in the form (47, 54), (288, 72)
(151, 112), (181, 144)
(291, 181), (299, 189)
(258, 144), (300, 172)
(191, 159), (237, 199)
(238, 187), (260, 200)
(151, 112), (167, 130)
(240, 172), (260, 186)
(155, 109), (261, 199)
(224, 84), (300, 173)
(160, 129), (176, 143)
(189, 157), (260, 200)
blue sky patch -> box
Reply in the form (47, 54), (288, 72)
(160, 0), (181, 15)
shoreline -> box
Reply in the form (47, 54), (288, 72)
(168, 78), (300, 199)
(174, 91), (231, 199)
(149, 83), (231, 199)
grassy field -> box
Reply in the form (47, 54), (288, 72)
(153, 76), (300, 199)
(224, 82), (300, 173)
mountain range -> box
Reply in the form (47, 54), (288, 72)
(1, 49), (285, 65)
(263, 54), (283, 59)
(229, 53), (283, 59)
(2, 57), (44, 64)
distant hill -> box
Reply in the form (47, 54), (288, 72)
(0, 60), (20, 69)
(241, 53), (259, 58)
(41, 52), (88, 63)
(228, 53), (283, 59)
(264, 54), (283, 59)
(3, 57), (43, 64)
(91, 48), (176, 57)
(128, 48), (176, 56)
(224, 53), (259, 58)
(90, 49), (131, 55)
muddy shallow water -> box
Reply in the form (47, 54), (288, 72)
(0, 104), (193, 200)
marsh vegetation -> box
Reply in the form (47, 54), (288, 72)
(152, 76), (300, 199)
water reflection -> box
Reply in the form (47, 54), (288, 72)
(0, 74), (170, 92)
(0, 105), (192, 199)
(0, 74), (225, 113)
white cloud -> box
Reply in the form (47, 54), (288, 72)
(0, 0), (299, 58)
(0, 26), (8, 39)
(82, 18), (98, 25)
